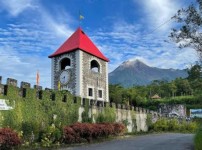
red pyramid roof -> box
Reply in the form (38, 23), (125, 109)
(48, 27), (109, 62)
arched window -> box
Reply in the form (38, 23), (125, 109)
(60, 58), (71, 70)
(90, 60), (100, 72)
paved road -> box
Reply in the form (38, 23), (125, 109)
(60, 133), (194, 150)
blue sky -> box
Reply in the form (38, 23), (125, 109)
(0, 0), (198, 88)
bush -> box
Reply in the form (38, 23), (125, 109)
(82, 111), (93, 123)
(113, 123), (125, 135)
(0, 128), (21, 150)
(70, 123), (93, 143)
(21, 121), (39, 140)
(153, 118), (198, 133)
(62, 123), (125, 143)
(153, 118), (169, 131)
(194, 128), (202, 150)
(62, 126), (80, 144)
(39, 124), (62, 147)
(168, 119), (180, 131)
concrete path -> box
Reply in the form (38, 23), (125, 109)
(59, 133), (194, 150)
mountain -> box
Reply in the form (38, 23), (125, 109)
(109, 59), (188, 87)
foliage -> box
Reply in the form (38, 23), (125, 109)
(146, 114), (153, 130)
(170, 0), (202, 61)
(39, 124), (62, 147)
(96, 107), (116, 123)
(152, 118), (198, 132)
(82, 103), (93, 123)
(187, 64), (202, 81)
(82, 110), (93, 123)
(0, 128), (21, 150)
(109, 76), (202, 109)
(0, 85), (80, 147)
(62, 126), (80, 144)
(62, 123), (125, 144)
(194, 128), (202, 150)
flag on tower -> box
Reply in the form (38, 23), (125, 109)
(79, 14), (84, 20)
(36, 71), (40, 86)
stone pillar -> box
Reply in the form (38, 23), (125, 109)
(45, 88), (52, 91)
(139, 107), (143, 113)
(20, 82), (30, 98)
(121, 104), (126, 109)
(21, 81), (31, 88)
(7, 78), (17, 87)
(0, 84), (4, 95)
(110, 102), (116, 108)
(34, 85), (42, 99)
(34, 85), (42, 90)
(104, 102), (109, 107)
(116, 103), (121, 109)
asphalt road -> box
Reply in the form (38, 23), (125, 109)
(60, 133), (194, 150)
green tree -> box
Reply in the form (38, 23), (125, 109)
(170, 0), (202, 61)
(109, 84), (124, 103)
(168, 81), (177, 97)
(174, 78), (192, 96)
(187, 64), (202, 81)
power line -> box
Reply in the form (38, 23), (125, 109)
(145, 0), (192, 36)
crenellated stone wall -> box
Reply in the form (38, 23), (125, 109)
(0, 76), (161, 133)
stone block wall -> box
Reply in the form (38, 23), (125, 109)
(159, 104), (186, 117)
(0, 76), (161, 133)
(82, 52), (108, 102)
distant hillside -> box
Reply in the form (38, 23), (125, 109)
(109, 59), (188, 87)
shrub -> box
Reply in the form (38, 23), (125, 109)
(39, 124), (62, 147)
(21, 121), (39, 140)
(113, 123), (125, 135)
(168, 119), (180, 131)
(96, 113), (105, 123)
(0, 128), (21, 150)
(153, 118), (198, 133)
(96, 107), (116, 123)
(62, 126), (80, 144)
(153, 118), (169, 131)
(194, 128), (202, 150)
(82, 111), (93, 123)
(184, 121), (198, 132)
(62, 123), (125, 143)
(70, 123), (93, 143)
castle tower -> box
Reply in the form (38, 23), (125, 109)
(49, 27), (109, 102)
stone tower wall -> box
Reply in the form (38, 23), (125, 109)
(51, 51), (77, 95)
(82, 51), (108, 102)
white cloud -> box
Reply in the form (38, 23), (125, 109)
(0, 1), (76, 88)
(0, 0), (37, 16)
(0, 0), (198, 88)
(90, 19), (198, 72)
(135, 0), (182, 31)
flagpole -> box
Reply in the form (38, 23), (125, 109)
(79, 10), (81, 27)
(79, 10), (84, 27)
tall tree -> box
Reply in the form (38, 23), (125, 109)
(170, 0), (202, 61)
(187, 63), (202, 81)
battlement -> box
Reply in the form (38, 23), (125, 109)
(0, 76), (43, 90)
(0, 75), (161, 133)
(0, 75), (160, 117)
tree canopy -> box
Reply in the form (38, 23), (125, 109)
(170, 0), (202, 61)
